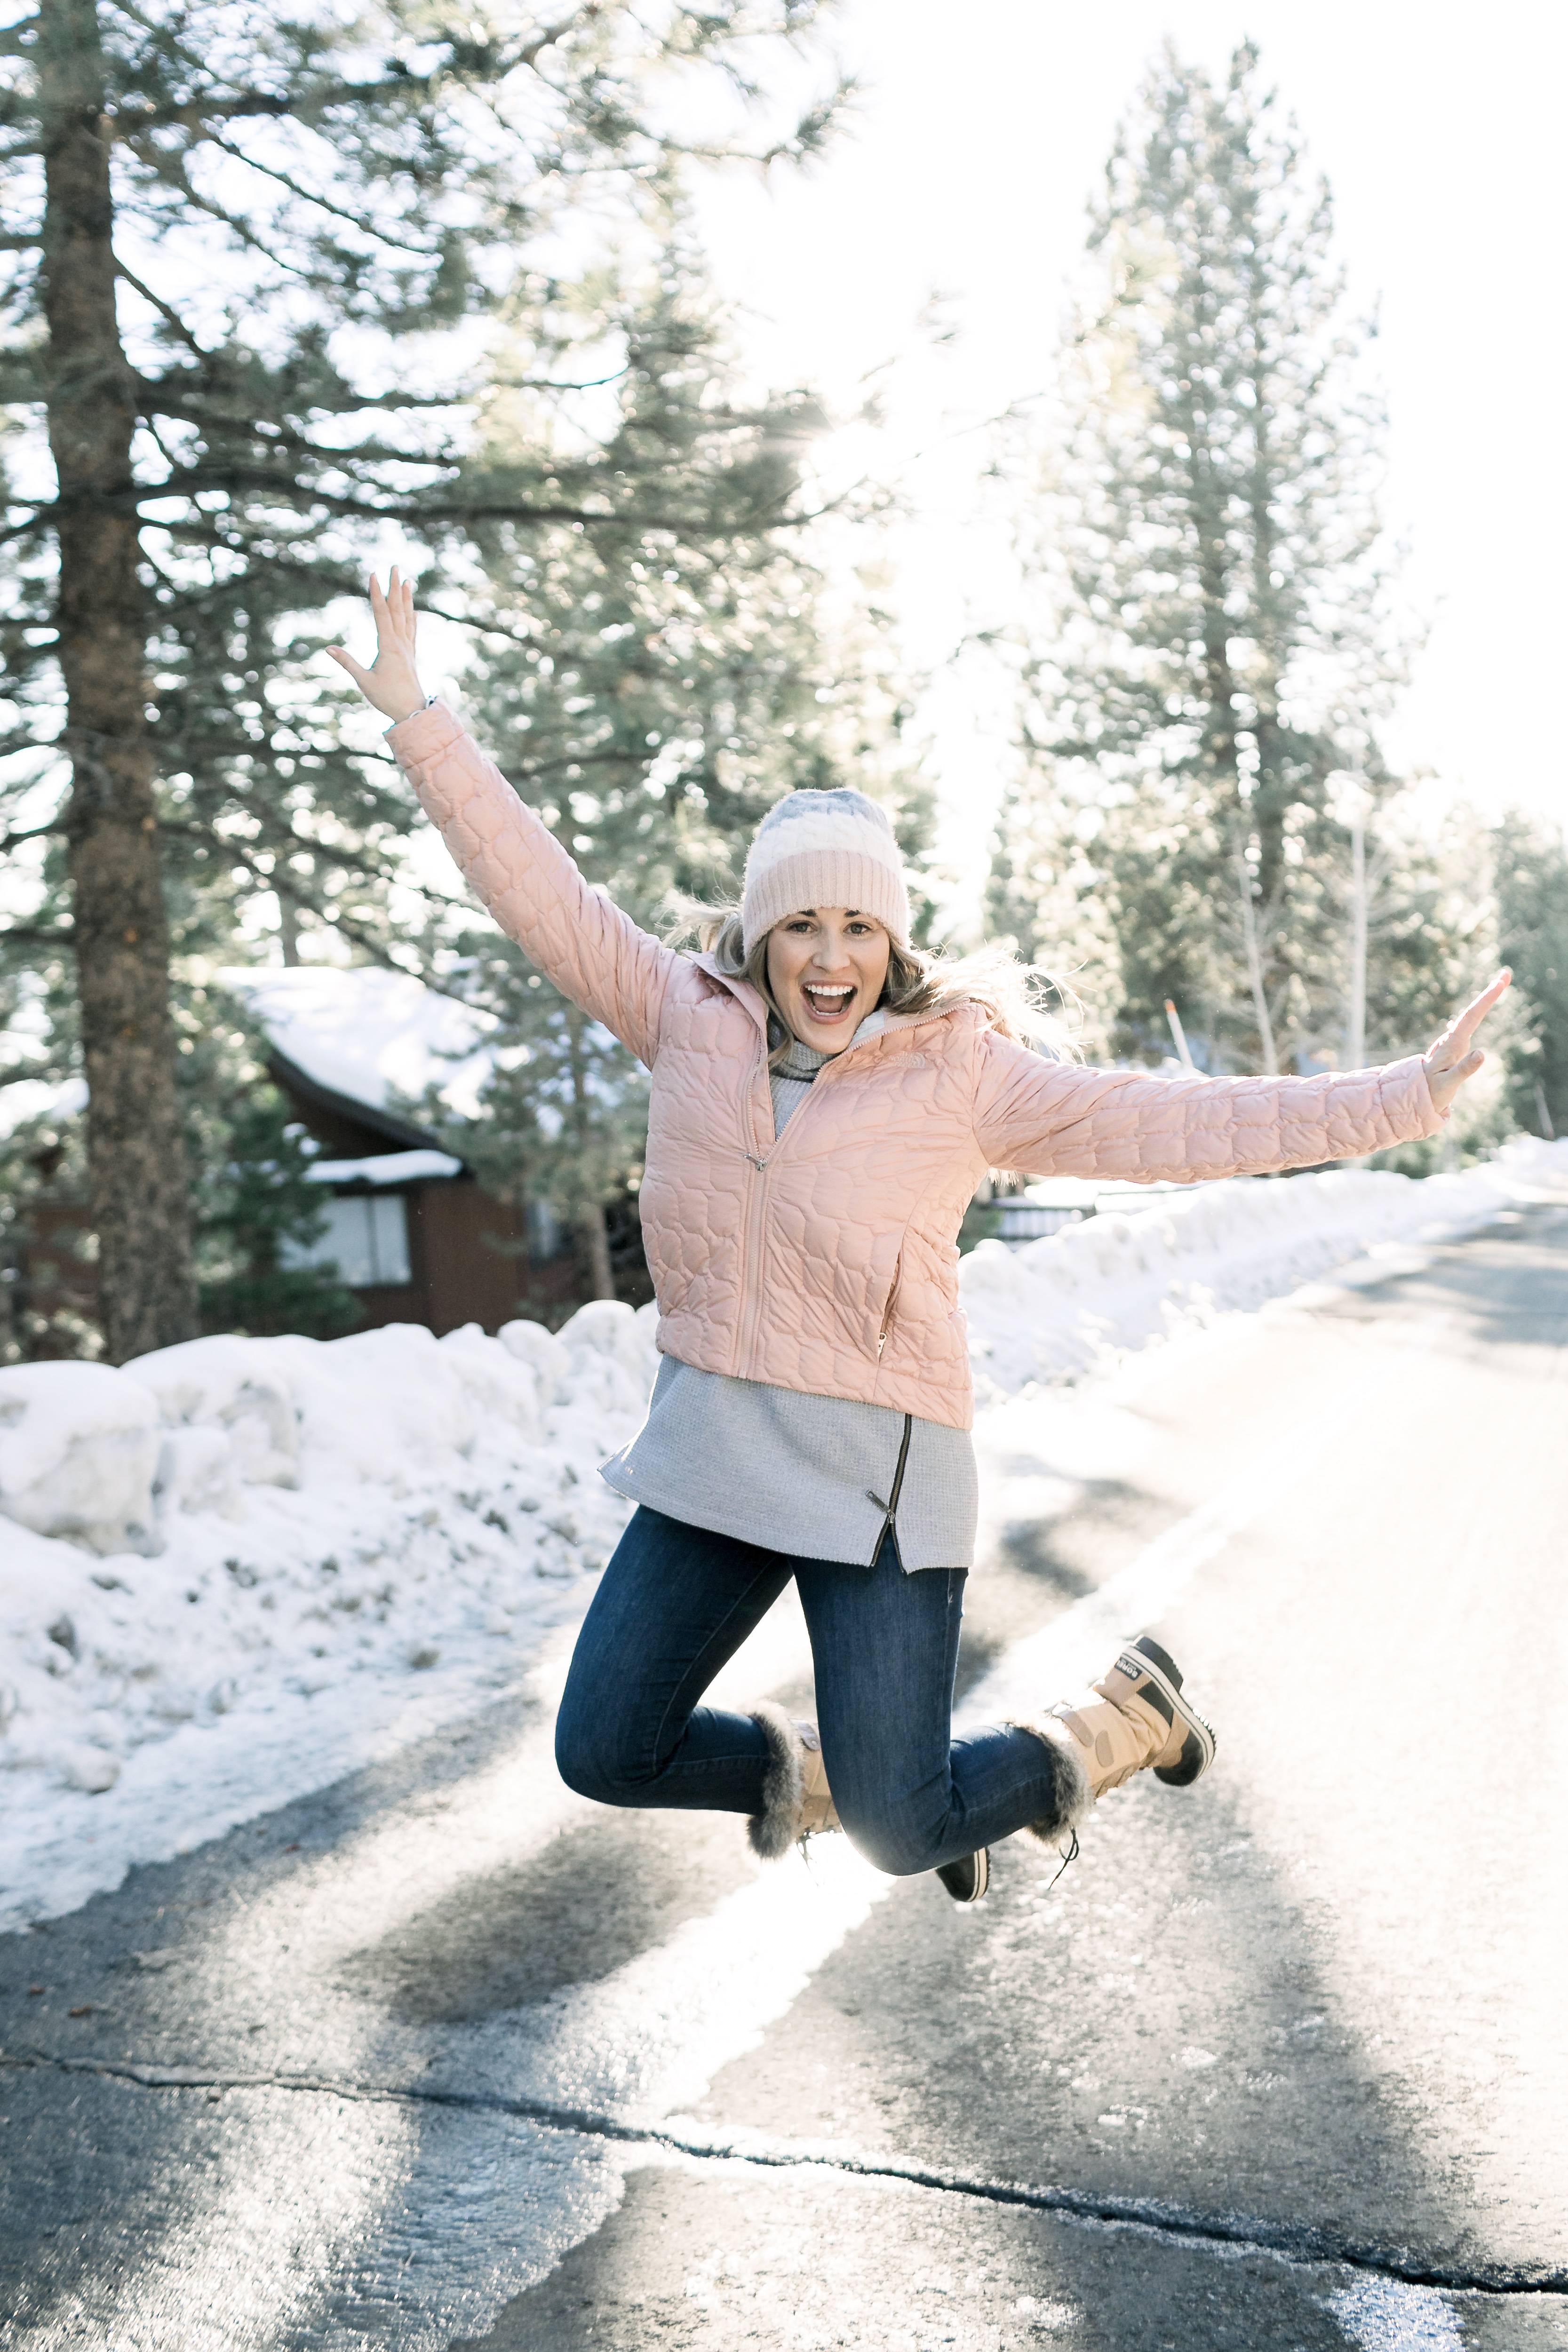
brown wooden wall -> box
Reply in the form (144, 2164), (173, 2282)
(346, 1177), (580, 1336)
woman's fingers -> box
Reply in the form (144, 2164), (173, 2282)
(324, 570), (426, 719)
(1431, 968), (1511, 1069)
(1424, 970), (1509, 1111)
(368, 567), (416, 650)
(370, 569), (401, 654)
(326, 644), (374, 692)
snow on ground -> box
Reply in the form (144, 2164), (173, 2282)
(962, 1137), (1568, 1397)
(3, 1136), (1567, 1934)
(0, 1305), (653, 1931)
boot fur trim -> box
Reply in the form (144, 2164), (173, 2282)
(1005, 1716), (1094, 1845)
(747, 1701), (805, 1859)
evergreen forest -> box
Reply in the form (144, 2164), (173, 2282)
(1, 22), (1562, 1362)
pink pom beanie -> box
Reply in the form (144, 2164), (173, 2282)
(740, 787), (911, 955)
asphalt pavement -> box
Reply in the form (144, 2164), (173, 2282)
(2, 1200), (1566, 2352)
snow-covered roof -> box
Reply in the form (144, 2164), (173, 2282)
(306, 1149), (463, 1187)
(220, 967), (497, 1123)
(0, 1075), (88, 1141)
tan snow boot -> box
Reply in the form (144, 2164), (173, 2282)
(746, 1704), (841, 1856)
(1043, 1635), (1216, 1801)
(794, 1719), (842, 1836)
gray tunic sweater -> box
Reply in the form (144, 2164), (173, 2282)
(599, 1031), (979, 1572)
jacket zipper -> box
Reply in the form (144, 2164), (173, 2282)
(876, 1255), (902, 1358)
(733, 1031), (883, 1380)
(736, 1039), (775, 1375)
(738, 1152), (770, 1374)
(865, 1412), (913, 1566)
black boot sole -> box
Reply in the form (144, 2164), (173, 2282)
(1117, 1635), (1217, 1788)
(936, 1847), (990, 1903)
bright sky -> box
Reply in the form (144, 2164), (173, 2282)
(691, 0), (1568, 926)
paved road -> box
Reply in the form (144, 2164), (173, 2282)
(3, 1202), (1567, 2351)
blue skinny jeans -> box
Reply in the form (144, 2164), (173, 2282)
(555, 1505), (1065, 1875)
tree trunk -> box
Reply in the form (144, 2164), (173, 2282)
(575, 1200), (616, 1303)
(565, 1008), (616, 1301)
(1234, 844), (1280, 1076)
(278, 890), (302, 965)
(40, 0), (197, 1360)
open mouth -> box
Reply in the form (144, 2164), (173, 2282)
(801, 983), (857, 1024)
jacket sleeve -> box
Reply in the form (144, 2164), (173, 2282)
(388, 701), (682, 1068)
(971, 1029), (1445, 1182)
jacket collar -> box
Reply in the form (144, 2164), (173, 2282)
(690, 949), (770, 1037)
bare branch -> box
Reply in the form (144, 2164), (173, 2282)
(114, 254), (208, 356)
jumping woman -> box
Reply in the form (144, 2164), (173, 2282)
(331, 572), (1508, 1902)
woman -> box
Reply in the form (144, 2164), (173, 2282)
(331, 572), (1507, 1903)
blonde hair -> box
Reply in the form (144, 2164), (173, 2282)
(676, 901), (1078, 1069)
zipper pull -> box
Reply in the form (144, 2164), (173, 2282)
(748, 1153), (769, 1171)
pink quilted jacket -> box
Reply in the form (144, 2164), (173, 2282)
(392, 703), (1445, 1431)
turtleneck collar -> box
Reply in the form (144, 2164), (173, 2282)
(776, 1033), (831, 1079)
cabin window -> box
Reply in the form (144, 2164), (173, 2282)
(527, 1198), (562, 1262)
(284, 1192), (412, 1287)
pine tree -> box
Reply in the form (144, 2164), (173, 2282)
(990, 43), (1468, 1076)
(0, 0), (844, 1358)
(1494, 811), (1568, 1139)
(428, 269), (925, 1300)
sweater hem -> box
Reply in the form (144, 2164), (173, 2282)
(597, 1461), (971, 1573)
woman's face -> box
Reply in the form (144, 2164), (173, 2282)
(765, 907), (891, 1053)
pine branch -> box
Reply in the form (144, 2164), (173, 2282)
(1, 818), (63, 850)
(105, 40), (531, 145)
(102, 0), (601, 148)
(139, 368), (630, 417)
(132, 158), (315, 283)
(113, 255), (208, 356)
(201, 130), (443, 258)
(45, 466), (806, 538)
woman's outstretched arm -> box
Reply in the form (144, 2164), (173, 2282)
(328, 571), (683, 1067)
(973, 974), (1512, 1184)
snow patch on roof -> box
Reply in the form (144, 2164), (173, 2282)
(220, 966), (497, 1120)
(307, 1149), (463, 1186)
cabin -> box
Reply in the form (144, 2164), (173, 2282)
(2, 966), (585, 1352)
(223, 966), (580, 1335)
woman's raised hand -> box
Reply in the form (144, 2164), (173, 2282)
(1424, 969), (1511, 1114)
(326, 568), (426, 723)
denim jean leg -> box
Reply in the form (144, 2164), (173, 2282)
(796, 1537), (970, 1875)
(555, 1506), (793, 1814)
(797, 1534), (1087, 1874)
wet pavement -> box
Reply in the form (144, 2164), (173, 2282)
(3, 1204), (1567, 2350)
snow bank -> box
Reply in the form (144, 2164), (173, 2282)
(0, 1305), (658, 1925)
(0, 1362), (161, 1554)
(960, 1136), (1568, 1399)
